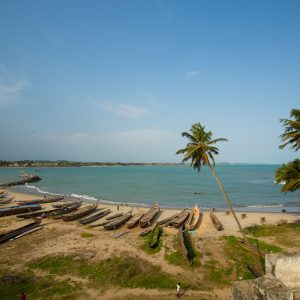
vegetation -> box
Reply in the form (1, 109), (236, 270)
(275, 108), (300, 193)
(28, 255), (187, 291)
(140, 229), (163, 255)
(80, 232), (94, 238)
(245, 223), (300, 247)
(0, 271), (82, 300)
(0, 160), (178, 168)
(175, 122), (262, 272)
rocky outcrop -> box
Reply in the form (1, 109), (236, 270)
(0, 175), (41, 187)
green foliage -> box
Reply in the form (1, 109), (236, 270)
(202, 259), (231, 285)
(165, 250), (186, 267)
(275, 159), (300, 192)
(176, 122), (228, 171)
(0, 271), (82, 300)
(80, 232), (94, 238)
(28, 255), (182, 291)
(279, 108), (300, 151)
(245, 223), (300, 247)
(140, 230), (162, 255)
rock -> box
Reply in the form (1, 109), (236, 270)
(277, 219), (288, 226)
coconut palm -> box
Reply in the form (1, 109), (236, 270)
(279, 108), (300, 151)
(176, 123), (254, 256)
(275, 159), (300, 193)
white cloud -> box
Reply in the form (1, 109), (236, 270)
(92, 100), (149, 119)
(184, 70), (200, 79)
(0, 69), (31, 108)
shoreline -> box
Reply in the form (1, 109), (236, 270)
(3, 188), (300, 238)
(8, 185), (300, 214)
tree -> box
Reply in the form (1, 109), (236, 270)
(276, 109), (300, 193)
(176, 123), (263, 275)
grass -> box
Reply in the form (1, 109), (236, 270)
(28, 255), (189, 291)
(202, 259), (232, 286)
(165, 235), (201, 267)
(140, 228), (163, 255)
(0, 271), (82, 300)
(80, 232), (95, 238)
(244, 223), (300, 247)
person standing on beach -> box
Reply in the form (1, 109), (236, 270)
(176, 283), (183, 297)
(19, 291), (26, 300)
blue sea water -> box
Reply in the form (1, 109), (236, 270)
(0, 165), (299, 212)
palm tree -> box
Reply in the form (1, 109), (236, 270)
(275, 159), (300, 193)
(279, 109), (300, 151)
(176, 123), (262, 275)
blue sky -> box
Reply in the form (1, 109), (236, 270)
(0, 0), (299, 163)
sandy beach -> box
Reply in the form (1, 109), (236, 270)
(1, 189), (300, 299)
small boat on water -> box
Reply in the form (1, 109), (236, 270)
(139, 204), (160, 228)
(169, 209), (190, 228)
(149, 224), (160, 248)
(62, 204), (98, 222)
(79, 208), (110, 225)
(104, 213), (133, 230)
(185, 204), (200, 230)
(127, 211), (144, 229)
(0, 221), (41, 244)
(0, 204), (42, 217)
(210, 210), (224, 231)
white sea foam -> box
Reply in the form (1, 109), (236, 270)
(69, 193), (98, 201)
(25, 184), (62, 196)
(247, 204), (284, 208)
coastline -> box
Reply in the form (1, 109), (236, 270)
(4, 189), (300, 238)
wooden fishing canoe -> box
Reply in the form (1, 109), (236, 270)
(79, 208), (110, 225)
(0, 204), (42, 217)
(62, 204), (97, 222)
(104, 213), (132, 230)
(106, 212), (123, 220)
(185, 204), (200, 230)
(139, 205), (160, 228)
(127, 211), (144, 229)
(210, 210), (224, 231)
(169, 208), (190, 228)
(149, 224), (160, 248)
(157, 212), (179, 226)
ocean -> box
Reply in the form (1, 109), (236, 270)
(1, 165), (299, 212)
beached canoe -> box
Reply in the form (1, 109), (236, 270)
(62, 204), (97, 222)
(79, 208), (110, 225)
(178, 227), (189, 263)
(0, 221), (41, 244)
(17, 195), (65, 205)
(104, 213), (133, 230)
(51, 202), (82, 218)
(0, 204), (42, 217)
(106, 212), (123, 220)
(127, 211), (144, 229)
(158, 212), (179, 226)
(149, 224), (161, 248)
(139, 205), (160, 228)
(169, 208), (190, 228)
(185, 204), (200, 230)
(210, 210), (224, 231)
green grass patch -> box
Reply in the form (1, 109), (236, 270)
(80, 232), (94, 238)
(140, 229), (163, 255)
(28, 255), (187, 291)
(245, 223), (300, 247)
(0, 271), (82, 300)
(223, 236), (260, 280)
(202, 259), (232, 286)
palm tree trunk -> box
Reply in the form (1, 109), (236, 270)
(209, 165), (264, 276)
